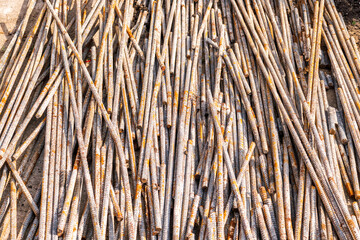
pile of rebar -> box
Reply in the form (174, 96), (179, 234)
(0, 0), (360, 239)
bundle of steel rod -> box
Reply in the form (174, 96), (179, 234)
(0, 0), (360, 239)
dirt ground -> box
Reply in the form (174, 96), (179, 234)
(0, 0), (359, 235)
(336, 0), (360, 44)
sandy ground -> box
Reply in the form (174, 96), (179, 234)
(0, 0), (44, 51)
(0, 0), (26, 49)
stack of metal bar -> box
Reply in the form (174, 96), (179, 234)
(0, 0), (360, 239)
